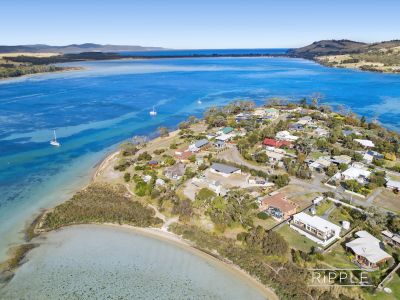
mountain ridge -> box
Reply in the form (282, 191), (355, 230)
(287, 39), (400, 58)
(0, 43), (165, 54)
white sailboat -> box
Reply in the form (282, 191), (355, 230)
(197, 100), (202, 104)
(50, 129), (60, 147)
(149, 106), (157, 116)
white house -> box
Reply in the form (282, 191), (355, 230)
(386, 179), (400, 190)
(142, 175), (152, 183)
(341, 166), (371, 183)
(215, 133), (234, 142)
(208, 180), (227, 196)
(155, 178), (165, 186)
(189, 139), (209, 152)
(276, 130), (299, 142)
(314, 127), (330, 137)
(309, 156), (332, 171)
(332, 155), (352, 165)
(382, 230), (400, 247)
(265, 146), (287, 155)
(252, 108), (266, 118)
(290, 212), (341, 246)
(362, 150), (384, 164)
(265, 108), (279, 118)
(346, 231), (392, 269)
(354, 139), (375, 148)
(297, 116), (312, 125)
(265, 150), (285, 164)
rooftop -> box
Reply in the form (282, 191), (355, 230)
(222, 127), (234, 134)
(354, 139), (375, 148)
(342, 166), (371, 179)
(194, 139), (209, 148)
(346, 231), (391, 264)
(262, 193), (296, 214)
(211, 163), (240, 174)
(293, 212), (341, 234)
(263, 138), (291, 148)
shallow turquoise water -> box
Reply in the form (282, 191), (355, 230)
(0, 57), (400, 261)
(0, 225), (268, 299)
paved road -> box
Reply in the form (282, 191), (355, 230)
(366, 187), (383, 204)
(322, 205), (336, 219)
(217, 145), (269, 172)
(216, 139), (393, 214)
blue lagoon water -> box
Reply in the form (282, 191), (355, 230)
(1, 56), (400, 262)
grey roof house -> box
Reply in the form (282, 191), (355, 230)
(210, 163), (241, 176)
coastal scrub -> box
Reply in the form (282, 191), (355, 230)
(40, 183), (163, 230)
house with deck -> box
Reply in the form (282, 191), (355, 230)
(260, 193), (297, 220)
(290, 212), (341, 246)
(382, 230), (400, 247)
(346, 231), (392, 269)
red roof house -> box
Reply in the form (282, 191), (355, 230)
(260, 193), (297, 220)
(263, 138), (292, 148)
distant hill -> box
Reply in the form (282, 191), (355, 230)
(0, 43), (165, 54)
(288, 39), (400, 73)
(287, 40), (368, 58)
(288, 39), (400, 58)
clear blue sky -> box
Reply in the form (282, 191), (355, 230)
(1, 0), (399, 48)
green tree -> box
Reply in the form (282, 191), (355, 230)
(123, 172), (131, 182)
(263, 231), (289, 256)
(195, 188), (216, 209)
(254, 151), (269, 163)
(226, 189), (256, 227)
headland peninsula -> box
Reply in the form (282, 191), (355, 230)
(1, 99), (400, 300)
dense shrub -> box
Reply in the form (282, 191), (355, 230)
(41, 183), (162, 230)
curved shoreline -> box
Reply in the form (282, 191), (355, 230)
(2, 135), (279, 300)
(65, 223), (279, 300)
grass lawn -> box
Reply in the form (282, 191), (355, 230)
(285, 148), (297, 156)
(310, 151), (324, 160)
(363, 272), (400, 300)
(328, 206), (353, 226)
(279, 184), (320, 209)
(254, 216), (278, 230)
(315, 200), (334, 216)
(323, 245), (355, 269)
(291, 192), (321, 210)
(373, 189), (400, 214)
(276, 224), (318, 253)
